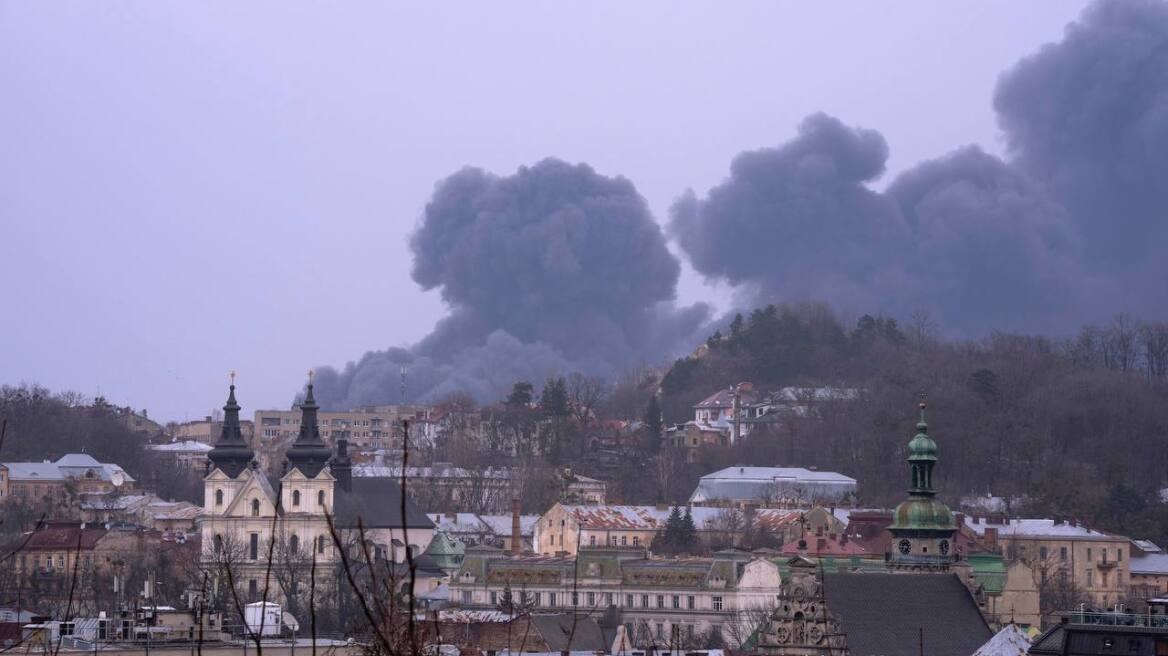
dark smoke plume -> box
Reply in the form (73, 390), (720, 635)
(313, 159), (708, 408)
(672, 0), (1167, 333)
(994, 0), (1168, 308)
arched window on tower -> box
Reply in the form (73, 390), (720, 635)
(289, 534), (299, 553)
(318, 490), (326, 507)
(251, 499), (260, 517)
(214, 534), (223, 553)
(292, 490), (301, 507)
(215, 489), (224, 506)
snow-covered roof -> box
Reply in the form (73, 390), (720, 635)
(689, 466), (856, 504)
(478, 514), (539, 537)
(1132, 539), (1162, 554)
(150, 440), (213, 453)
(1131, 553), (1168, 575)
(556, 504), (829, 531)
(972, 624), (1031, 656)
(2, 454), (135, 484)
(964, 518), (1114, 539)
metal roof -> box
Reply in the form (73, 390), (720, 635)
(2, 454), (134, 483)
(689, 466), (856, 504)
(964, 518), (1114, 539)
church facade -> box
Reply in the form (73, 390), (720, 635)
(200, 376), (434, 604)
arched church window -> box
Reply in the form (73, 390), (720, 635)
(318, 490), (325, 506)
(317, 535), (327, 554)
(251, 499), (260, 517)
(215, 489), (224, 506)
(289, 534), (299, 553)
(292, 490), (301, 507)
(214, 534), (223, 553)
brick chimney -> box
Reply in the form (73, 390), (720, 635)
(984, 527), (999, 551)
(511, 498), (522, 556)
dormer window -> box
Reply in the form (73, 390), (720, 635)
(251, 499), (260, 517)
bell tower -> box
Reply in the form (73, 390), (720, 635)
(888, 400), (956, 572)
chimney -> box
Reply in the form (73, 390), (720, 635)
(333, 438), (352, 493)
(731, 385), (741, 445)
(511, 498), (522, 556)
(984, 527), (999, 551)
(1054, 516), (1063, 526)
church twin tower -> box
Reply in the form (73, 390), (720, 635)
(888, 401), (957, 571)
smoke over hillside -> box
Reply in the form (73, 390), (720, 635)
(313, 0), (1168, 407)
(312, 159), (709, 408)
(671, 0), (1166, 335)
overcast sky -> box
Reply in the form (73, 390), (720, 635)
(0, 2), (1090, 421)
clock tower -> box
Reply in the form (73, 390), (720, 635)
(888, 401), (955, 572)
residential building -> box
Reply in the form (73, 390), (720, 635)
(964, 517), (1130, 612)
(356, 463), (605, 513)
(1029, 605), (1168, 656)
(449, 545), (784, 648)
(427, 512), (540, 553)
(254, 405), (431, 450)
(0, 454), (135, 502)
(169, 416), (254, 445)
(148, 440), (214, 471)
(1128, 541), (1168, 602)
(79, 492), (203, 532)
(534, 503), (847, 555)
(201, 379), (434, 604)
(688, 465), (857, 507)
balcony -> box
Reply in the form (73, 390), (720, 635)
(1097, 558), (1119, 570)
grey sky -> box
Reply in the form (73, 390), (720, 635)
(0, 2), (1089, 421)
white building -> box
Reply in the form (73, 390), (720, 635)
(688, 466), (857, 507)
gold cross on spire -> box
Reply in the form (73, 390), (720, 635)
(308, 368), (315, 384)
(229, 370), (236, 386)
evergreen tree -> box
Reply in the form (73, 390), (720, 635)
(641, 395), (663, 454)
(658, 506), (684, 553)
(506, 381), (535, 407)
(678, 507), (699, 553)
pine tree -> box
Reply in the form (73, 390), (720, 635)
(678, 507), (699, 554)
(658, 506), (684, 554)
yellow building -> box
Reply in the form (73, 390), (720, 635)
(0, 454), (135, 502)
(965, 516), (1129, 612)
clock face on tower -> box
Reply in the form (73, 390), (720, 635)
(898, 539), (912, 555)
(939, 539), (950, 555)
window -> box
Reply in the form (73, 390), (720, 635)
(1119, 548), (1124, 562)
(641, 594), (649, 608)
(1061, 546), (1068, 560)
(1040, 546), (1048, 560)
(713, 595), (724, 610)
(289, 534), (299, 553)
(655, 624), (664, 640)
(248, 580), (258, 600)
(711, 624), (722, 642)
(621, 535), (627, 546)
(461, 591), (472, 604)
(532, 593), (540, 606)
(587, 592), (595, 606)
(1104, 548), (1109, 561)
(292, 490), (301, 507)
(249, 533), (259, 560)
(214, 534), (224, 553)
(548, 592), (557, 607)
(1088, 548), (1093, 560)
(318, 490), (326, 506)
(572, 592), (579, 606)
(687, 595), (695, 610)
(626, 594), (634, 608)
(1087, 570), (1094, 587)
(657, 595), (665, 609)
(1102, 572), (1109, 587)
(215, 489), (224, 506)
(672, 595), (680, 609)
(632, 536), (640, 546)
(589, 536), (596, 547)
(251, 499), (260, 517)
(606, 593), (613, 606)
(318, 535), (327, 553)
(490, 591), (497, 605)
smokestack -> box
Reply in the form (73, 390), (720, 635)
(731, 385), (741, 445)
(511, 498), (522, 556)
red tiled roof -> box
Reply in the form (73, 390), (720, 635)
(15, 523), (108, 551)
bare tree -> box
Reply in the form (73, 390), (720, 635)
(566, 373), (606, 428)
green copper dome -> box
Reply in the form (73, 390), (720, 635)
(889, 496), (955, 531)
(908, 421), (937, 461)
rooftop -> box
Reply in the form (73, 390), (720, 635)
(1, 454), (134, 484)
(964, 518), (1115, 539)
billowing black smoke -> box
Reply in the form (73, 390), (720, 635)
(313, 159), (709, 408)
(672, 0), (1166, 334)
(994, 0), (1168, 309)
